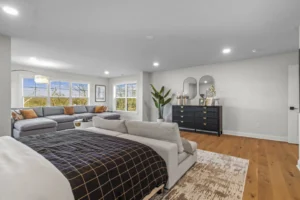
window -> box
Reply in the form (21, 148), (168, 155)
(50, 81), (70, 106)
(23, 78), (48, 107)
(115, 83), (136, 111)
(22, 78), (90, 107)
(72, 83), (89, 105)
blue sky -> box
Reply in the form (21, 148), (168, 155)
(23, 78), (88, 97)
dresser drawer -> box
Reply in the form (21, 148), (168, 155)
(174, 120), (194, 129)
(195, 123), (218, 131)
(195, 117), (218, 125)
(194, 107), (218, 112)
(173, 110), (194, 116)
(195, 111), (218, 118)
(173, 106), (195, 112)
(173, 115), (194, 122)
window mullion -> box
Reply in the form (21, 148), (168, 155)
(125, 84), (127, 111)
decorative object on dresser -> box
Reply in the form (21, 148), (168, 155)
(172, 105), (223, 136)
(176, 92), (183, 105)
(199, 75), (221, 106)
(95, 85), (106, 102)
(150, 84), (172, 122)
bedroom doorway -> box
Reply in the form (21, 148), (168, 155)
(288, 64), (299, 144)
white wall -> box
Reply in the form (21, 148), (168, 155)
(11, 65), (108, 108)
(0, 34), (11, 136)
(298, 26), (300, 169)
(142, 72), (151, 121)
(149, 52), (298, 141)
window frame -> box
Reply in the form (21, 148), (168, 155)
(22, 77), (90, 107)
(22, 77), (49, 107)
(114, 82), (137, 112)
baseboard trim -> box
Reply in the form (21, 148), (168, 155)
(223, 130), (288, 142)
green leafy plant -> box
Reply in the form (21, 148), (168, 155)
(150, 84), (172, 119)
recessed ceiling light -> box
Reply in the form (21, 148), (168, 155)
(204, 81), (208, 84)
(222, 48), (231, 54)
(2, 6), (19, 16)
(104, 71), (109, 75)
(153, 62), (159, 67)
(252, 49), (257, 53)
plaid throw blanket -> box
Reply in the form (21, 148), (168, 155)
(18, 129), (168, 200)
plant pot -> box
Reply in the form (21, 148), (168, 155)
(157, 119), (165, 122)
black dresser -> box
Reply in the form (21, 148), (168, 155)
(172, 105), (223, 136)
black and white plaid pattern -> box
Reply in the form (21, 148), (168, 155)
(18, 130), (168, 200)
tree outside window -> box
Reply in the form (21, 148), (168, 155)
(22, 78), (90, 107)
(23, 78), (47, 107)
(115, 83), (136, 111)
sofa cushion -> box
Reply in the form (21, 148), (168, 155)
(74, 113), (96, 120)
(46, 115), (76, 123)
(125, 121), (184, 153)
(74, 106), (87, 114)
(93, 117), (127, 133)
(20, 109), (38, 119)
(86, 127), (124, 137)
(12, 107), (44, 117)
(95, 112), (120, 119)
(11, 110), (24, 121)
(64, 106), (74, 115)
(181, 138), (194, 155)
(189, 140), (197, 152)
(85, 106), (95, 113)
(14, 118), (57, 131)
(43, 106), (64, 116)
(95, 106), (105, 113)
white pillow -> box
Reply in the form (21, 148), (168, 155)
(92, 117), (128, 133)
(125, 121), (184, 153)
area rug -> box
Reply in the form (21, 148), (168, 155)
(153, 149), (249, 200)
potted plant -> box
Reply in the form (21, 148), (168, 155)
(150, 84), (172, 122)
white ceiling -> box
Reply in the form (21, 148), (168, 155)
(1, 0), (300, 78)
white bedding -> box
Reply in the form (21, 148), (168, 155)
(0, 136), (74, 200)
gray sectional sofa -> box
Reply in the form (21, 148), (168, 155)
(11, 106), (120, 138)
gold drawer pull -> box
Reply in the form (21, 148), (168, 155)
(203, 107), (207, 109)
(203, 111), (207, 114)
(181, 110), (184, 112)
(203, 117), (207, 120)
(181, 106), (184, 108)
(203, 123), (207, 126)
(181, 116), (184, 118)
(181, 121), (184, 123)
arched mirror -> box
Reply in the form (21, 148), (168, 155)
(183, 77), (197, 100)
(199, 75), (215, 97)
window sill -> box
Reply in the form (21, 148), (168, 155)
(114, 110), (138, 114)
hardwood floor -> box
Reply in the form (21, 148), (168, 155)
(180, 131), (300, 200)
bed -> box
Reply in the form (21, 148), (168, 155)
(0, 129), (168, 200)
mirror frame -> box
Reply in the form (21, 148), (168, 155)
(199, 75), (215, 97)
(183, 77), (197, 100)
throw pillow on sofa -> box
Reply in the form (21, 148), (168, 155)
(64, 106), (75, 115)
(93, 116), (127, 133)
(181, 138), (194, 155)
(20, 109), (38, 119)
(125, 121), (184, 153)
(95, 106), (108, 113)
(11, 110), (24, 121)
